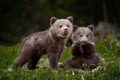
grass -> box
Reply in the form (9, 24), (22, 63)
(0, 35), (120, 80)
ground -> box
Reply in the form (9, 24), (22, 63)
(0, 35), (120, 80)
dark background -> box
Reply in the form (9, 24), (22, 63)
(0, 0), (120, 45)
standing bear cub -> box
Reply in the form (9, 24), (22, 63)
(62, 25), (100, 70)
(13, 16), (73, 69)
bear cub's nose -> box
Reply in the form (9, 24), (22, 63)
(63, 28), (69, 35)
(64, 28), (68, 31)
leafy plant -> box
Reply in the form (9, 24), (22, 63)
(0, 36), (120, 80)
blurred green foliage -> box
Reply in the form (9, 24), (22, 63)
(0, 0), (120, 45)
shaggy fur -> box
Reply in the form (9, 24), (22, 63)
(13, 16), (73, 69)
(62, 41), (99, 70)
(62, 25), (100, 70)
(72, 25), (95, 44)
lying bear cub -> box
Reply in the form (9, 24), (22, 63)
(62, 41), (100, 70)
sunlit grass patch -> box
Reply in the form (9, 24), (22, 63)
(0, 36), (120, 80)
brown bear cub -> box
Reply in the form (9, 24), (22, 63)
(13, 16), (73, 69)
(62, 25), (100, 70)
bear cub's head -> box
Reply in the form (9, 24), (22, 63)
(49, 16), (73, 39)
(72, 25), (95, 44)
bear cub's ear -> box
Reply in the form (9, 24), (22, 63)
(50, 17), (57, 26)
(66, 16), (73, 23)
(87, 25), (94, 32)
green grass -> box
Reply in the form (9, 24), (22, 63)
(0, 36), (120, 80)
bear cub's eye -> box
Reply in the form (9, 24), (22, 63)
(59, 25), (62, 28)
(80, 35), (83, 37)
(86, 35), (89, 37)
(67, 25), (69, 27)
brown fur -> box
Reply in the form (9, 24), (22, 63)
(61, 25), (100, 70)
(13, 16), (73, 69)
(72, 25), (95, 44)
(62, 41), (99, 70)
